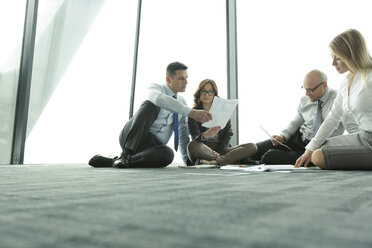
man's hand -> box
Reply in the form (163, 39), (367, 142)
(203, 126), (221, 139)
(294, 150), (313, 168)
(189, 109), (212, 123)
(271, 135), (286, 146)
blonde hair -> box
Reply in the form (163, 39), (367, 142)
(329, 29), (372, 85)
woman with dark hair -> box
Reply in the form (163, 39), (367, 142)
(187, 79), (257, 165)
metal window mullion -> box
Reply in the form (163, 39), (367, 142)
(129, 0), (142, 119)
(11, 0), (39, 164)
(226, 0), (239, 146)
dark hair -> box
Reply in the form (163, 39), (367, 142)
(166, 62), (188, 78)
(193, 79), (219, 108)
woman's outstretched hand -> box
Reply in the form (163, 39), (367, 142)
(203, 126), (221, 139)
(294, 150), (313, 168)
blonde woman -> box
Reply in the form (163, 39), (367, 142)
(187, 79), (257, 165)
(295, 29), (372, 169)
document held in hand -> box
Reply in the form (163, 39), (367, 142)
(259, 125), (293, 151)
(202, 97), (238, 128)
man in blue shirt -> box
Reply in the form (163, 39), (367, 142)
(89, 62), (212, 168)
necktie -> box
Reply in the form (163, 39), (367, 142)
(173, 95), (179, 151)
(313, 100), (322, 136)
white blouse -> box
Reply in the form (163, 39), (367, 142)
(306, 71), (372, 151)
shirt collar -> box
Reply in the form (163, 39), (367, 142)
(164, 84), (176, 97)
(319, 88), (330, 105)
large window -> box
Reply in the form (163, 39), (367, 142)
(237, 0), (372, 143)
(9, 0), (372, 164)
(24, 0), (137, 163)
(0, 1), (27, 164)
(135, 0), (226, 162)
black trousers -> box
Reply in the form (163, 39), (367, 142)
(252, 129), (309, 165)
(119, 101), (174, 168)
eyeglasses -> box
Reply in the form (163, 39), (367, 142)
(301, 82), (325, 93)
(200, 90), (216, 96)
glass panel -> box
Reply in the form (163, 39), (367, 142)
(0, 1), (27, 164)
(136, 0), (226, 163)
(237, 0), (372, 143)
(24, 0), (137, 163)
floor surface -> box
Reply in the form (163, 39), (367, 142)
(1, 164), (372, 248)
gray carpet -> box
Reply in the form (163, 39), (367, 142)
(1, 164), (372, 248)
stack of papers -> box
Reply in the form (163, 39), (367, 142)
(178, 164), (219, 169)
(220, 164), (321, 172)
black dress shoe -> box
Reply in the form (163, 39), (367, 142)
(113, 152), (131, 168)
(88, 154), (115, 168)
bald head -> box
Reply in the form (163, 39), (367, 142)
(303, 69), (328, 102)
(304, 70), (327, 84)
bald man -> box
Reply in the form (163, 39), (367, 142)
(251, 69), (345, 165)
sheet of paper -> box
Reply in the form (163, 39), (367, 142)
(258, 125), (293, 151)
(264, 164), (321, 172)
(220, 164), (321, 172)
(220, 165), (267, 172)
(178, 164), (218, 169)
(202, 97), (238, 128)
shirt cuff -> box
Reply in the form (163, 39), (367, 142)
(180, 106), (192, 116)
(280, 132), (289, 141)
(305, 141), (318, 152)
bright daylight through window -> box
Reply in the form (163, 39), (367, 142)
(2, 0), (372, 164)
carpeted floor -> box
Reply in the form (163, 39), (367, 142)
(1, 164), (372, 248)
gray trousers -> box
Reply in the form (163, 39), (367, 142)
(187, 140), (257, 165)
(322, 131), (372, 170)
